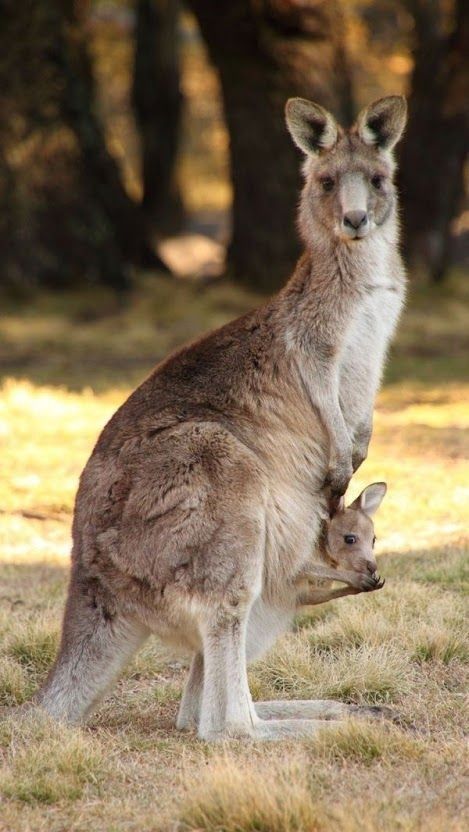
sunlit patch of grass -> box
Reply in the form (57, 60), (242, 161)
(309, 720), (424, 765)
(328, 805), (467, 832)
(0, 612), (60, 707)
(177, 755), (327, 832)
(383, 543), (469, 593)
(251, 640), (414, 704)
(302, 581), (468, 664)
(0, 657), (32, 706)
(0, 712), (107, 804)
(412, 632), (467, 664)
(5, 616), (60, 674)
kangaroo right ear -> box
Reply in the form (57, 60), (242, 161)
(356, 96), (407, 151)
(350, 482), (387, 516)
(285, 98), (338, 155)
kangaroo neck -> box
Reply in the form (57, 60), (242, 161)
(272, 226), (396, 343)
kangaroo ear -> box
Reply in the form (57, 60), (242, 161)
(350, 482), (387, 516)
(329, 494), (345, 518)
(356, 96), (407, 151)
(285, 98), (338, 155)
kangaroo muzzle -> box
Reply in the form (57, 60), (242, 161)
(340, 175), (370, 239)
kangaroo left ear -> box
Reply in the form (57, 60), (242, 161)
(350, 482), (387, 516)
(285, 98), (338, 155)
(329, 494), (345, 518)
(356, 96), (407, 151)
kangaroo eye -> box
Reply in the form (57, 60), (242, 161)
(372, 536), (377, 547)
(344, 534), (357, 545)
(320, 177), (334, 192)
(371, 175), (384, 190)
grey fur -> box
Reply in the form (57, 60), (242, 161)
(32, 96), (407, 741)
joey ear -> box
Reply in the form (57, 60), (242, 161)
(329, 494), (345, 518)
(285, 98), (338, 155)
(350, 482), (387, 516)
(356, 96), (407, 151)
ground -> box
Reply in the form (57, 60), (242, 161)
(0, 271), (468, 831)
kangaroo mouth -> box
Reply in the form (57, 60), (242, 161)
(341, 229), (370, 242)
(345, 225), (370, 240)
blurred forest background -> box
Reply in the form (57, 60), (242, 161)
(0, 0), (467, 295)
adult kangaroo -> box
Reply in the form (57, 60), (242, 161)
(34, 96), (407, 740)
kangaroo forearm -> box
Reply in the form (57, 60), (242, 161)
(298, 363), (352, 466)
(296, 563), (359, 586)
(317, 392), (350, 455)
(297, 585), (359, 607)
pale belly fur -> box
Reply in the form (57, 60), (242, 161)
(145, 479), (325, 662)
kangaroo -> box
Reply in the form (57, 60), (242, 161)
(293, 482), (386, 607)
(32, 95), (407, 741)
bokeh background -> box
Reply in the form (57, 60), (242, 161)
(1, 0), (467, 295)
(0, 2), (468, 831)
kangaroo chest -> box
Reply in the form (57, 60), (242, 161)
(339, 280), (404, 429)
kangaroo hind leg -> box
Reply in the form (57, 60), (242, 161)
(176, 652), (203, 731)
(34, 573), (148, 724)
(198, 601), (259, 742)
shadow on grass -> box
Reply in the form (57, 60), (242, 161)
(381, 540), (469, 592)
(0, 561), (68, 608)
(0, 276), (258, 393)
(0, 271), (468, 393)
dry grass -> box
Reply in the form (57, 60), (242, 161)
(0, 273), (468, 831)
(178, 755), (327, 832)
(0, 712), (107, 805)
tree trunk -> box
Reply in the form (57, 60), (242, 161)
(0, 0), (171, 291)
(59, 1), (170, 278)
(132, 0), (184, 236)
(188, 0), (354, 292)
(399, 0), (468, 282)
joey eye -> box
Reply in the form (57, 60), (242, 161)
(344, 534), (357, 545)
(320, 177), (334, 192)
(371, 175), (384, 190)
(372, 536), (377, 548)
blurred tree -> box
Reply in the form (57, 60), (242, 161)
(0, 0), (168, 291)
(60, 0), (169, 277)
(399, 0), (468, 282)
(132, 0), (184, 235)
(187, 0), (354, 292)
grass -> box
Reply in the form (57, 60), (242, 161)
(0, 712), (107, 805)
(0, 271), (468, 830)
(178, 755), (327, 832)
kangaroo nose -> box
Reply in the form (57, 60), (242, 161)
(367, 559), (378, 575)
(343, 210), (368, 230)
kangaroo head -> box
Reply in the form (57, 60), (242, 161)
(325, 482), (387, 576)
(285, 96), (407, 244)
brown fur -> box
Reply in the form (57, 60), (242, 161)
(32, 96), (407, 740)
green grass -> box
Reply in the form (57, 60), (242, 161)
(0, 272), (468, 830)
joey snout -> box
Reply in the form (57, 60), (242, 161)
(356, 556), (378, 575)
